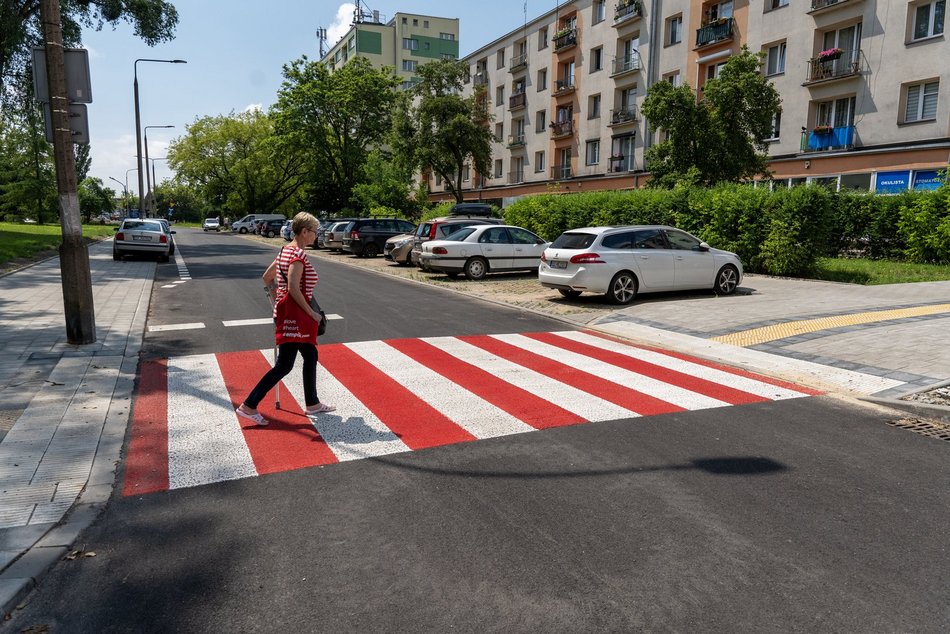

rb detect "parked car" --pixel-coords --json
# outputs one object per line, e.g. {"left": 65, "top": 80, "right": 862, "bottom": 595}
{"left": 202, "top": 217, "right": 220, "bottom": 232}
{"left": 342, "top": 218, "right": 416, "bottom": 258}
{"left": 419, "top": 224, "right": 549, "bottom": 280}
{"left": 253, "top": 219, "right": 270, "bottom": 235}
{"left": 280, "top": 220, "right": 293, "bottom": 241}
{"left": 314, "top": 218, "right": 356, "bottom": 249}
{"left": 323, "top": 221, "right": 352, "bottom": 252}
{"left": 411, "top": 204, "right": 503, "bottom": 268}
{"left": 113, "top": 218, "right": 173, "bottom": 262}
{"left": 384, "top": 233, "right": 415, "bottom": 265}
{"left": 538, "top": 225, "right": 743, "bottom": 305}
{"left": 158, "top": 218, "right": 176, "bottom": 256}
{"left": 261, "top": 219, "right": 285, "bottom": 238}
{"left": 231, "top": 214, "right": 285, "bottom": 234}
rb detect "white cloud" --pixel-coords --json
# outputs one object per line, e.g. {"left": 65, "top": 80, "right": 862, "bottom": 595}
{"left": 243, "top": 103, "right": 263, "bottom": 113}
{"left": 327, "top": 4, "right": 356, "bottom": 45}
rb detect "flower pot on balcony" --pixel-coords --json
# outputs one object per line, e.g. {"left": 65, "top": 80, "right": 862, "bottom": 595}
{"left": 818, "top": 48, "right": 843, "bottom": 62}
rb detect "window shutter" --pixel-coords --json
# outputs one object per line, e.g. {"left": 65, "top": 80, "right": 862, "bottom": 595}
{"left": 906, "top": 84, "right": 921, "bottom": 121}
{"left": 922, "top": 81, "right": 939, "bottom": 119}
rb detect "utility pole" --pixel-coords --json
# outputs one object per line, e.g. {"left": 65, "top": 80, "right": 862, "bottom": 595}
{"left": 39, "top": 0, "right": 96, "bottom": 344}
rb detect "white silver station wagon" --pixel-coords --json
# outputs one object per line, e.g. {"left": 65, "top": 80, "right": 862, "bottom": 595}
{"left": 538, "top": 225, "right": 743, "bottom": 304}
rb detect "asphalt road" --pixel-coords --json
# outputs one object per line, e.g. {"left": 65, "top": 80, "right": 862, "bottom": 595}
{"left": 3, "top": 229, "right": 948, "bottom": 633}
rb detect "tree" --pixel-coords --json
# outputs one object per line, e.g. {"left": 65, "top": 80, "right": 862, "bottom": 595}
{"left": 273, "top": 55, "right": 401, "bottom": 213}
{"left": 641, "top": 47, "right": 781, "bottom": 188}
{"left": 77, "top": 176, "right": 114, "bottom": 221}
{"left": 0, "top": 106, "right": 56, "bottom": 222}
{"left": 167, "top": 110, "right": 307, "bottom": 216}
{"left": 350, "top": 150, "right": 420, "bottom": 220}
{"left": 392, "top": 59, "right": 494, "bottom": 203}
{"left": 152, "top": 180, "right": 205, "bottom": 222}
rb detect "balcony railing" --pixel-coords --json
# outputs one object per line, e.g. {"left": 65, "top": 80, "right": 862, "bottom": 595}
{"left": 809, "top": 0, "right": 860, "bottom": 12}
{"left": 611, "top": 52, "right": 641, "bottom": 76}
{"left": 805, "top": 49, "right": 862, "bottom": 83}
{"left": 551, "top": 164, "right": 573, "bottom": 179}
{"left": 509, "top": 91, "right": 527, "bottom": 110}
{"left": 696, "top": 17, "right": 734, "bottom": 48}
{"left": 800, "top": 125, "right": 855, "bottom": 152}
{"left": 554, "top": 75, "right": 576, "bottom": 95}
{"left": 609, "top": 107, "right": 638, "bottom": 126}
{"left": 473, "top": 73, "right": 489, "bottom": 86}
{"left": 508, "top": 170, "right": 525, "bottom": 184}
{"left": 507, "top": 134, "right": 526, "bottom": 148}
{"left": 608, "top": 154, "right": 635, "bottom": 172}
{"left": 553, "top": 29, "right": 577, "bottom": 51}
{"left": 550, "top": 119, "right": 574, "bottom": 137}
{"left": 509, "top": 53, "right": 528, "bottom": 73}
{"left": 614, "top": 0, "right": 643, "bottom": 25}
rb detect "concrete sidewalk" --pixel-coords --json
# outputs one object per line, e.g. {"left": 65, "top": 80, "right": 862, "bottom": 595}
{"left": 0, "top": 240, "right": 152, "bottom": 616}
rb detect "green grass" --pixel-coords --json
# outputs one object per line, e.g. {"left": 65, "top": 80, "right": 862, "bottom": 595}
{"left": 0, "top": 222, "right": 116, "bottom": 266}
{"left": 813, "top": 257, "right": 950, "bottom": 285}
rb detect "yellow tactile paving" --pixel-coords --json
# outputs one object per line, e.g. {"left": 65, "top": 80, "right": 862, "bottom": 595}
{"left": 712, "top": 304, "right": 950, "bottom": 347}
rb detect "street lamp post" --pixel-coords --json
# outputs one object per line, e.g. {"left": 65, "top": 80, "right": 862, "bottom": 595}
{"left": 148, "top": 157, "right": 168, "bottom": 192}
{"left": 108, "top": 176, "right": 128, "bottom": 215}
{"left": 134, "top": 58, "right": 186, "bottom": 217}
{"left": 144, "top": 125, "right": 174, "bottom": 217}
{"left": 124, "top": 167, "right": 137, "bottom": 213}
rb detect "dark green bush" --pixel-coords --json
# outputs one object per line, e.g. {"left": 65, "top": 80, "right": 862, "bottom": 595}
{"left": 898, "top": 186, "right": 950, "bottom": 264}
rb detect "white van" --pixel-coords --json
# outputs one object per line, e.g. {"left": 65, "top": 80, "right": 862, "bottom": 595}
{"left": 231, "top": 214, "right": 286, "bottom": 234}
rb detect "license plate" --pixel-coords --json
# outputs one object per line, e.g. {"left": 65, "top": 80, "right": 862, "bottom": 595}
{"left": 132, "top": 235, "right": 150, "bottom": 241}
{"left": 549, "top": 260, "right": 567, "bottom": 269}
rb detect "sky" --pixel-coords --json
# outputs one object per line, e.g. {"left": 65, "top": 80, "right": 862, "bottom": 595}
{"left": 79, "top": 0, "right": 540, "bottom": 195}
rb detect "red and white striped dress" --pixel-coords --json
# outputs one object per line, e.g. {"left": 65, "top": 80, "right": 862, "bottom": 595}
{"left": 273, "top": 244, "right": 318, "bottom": 320}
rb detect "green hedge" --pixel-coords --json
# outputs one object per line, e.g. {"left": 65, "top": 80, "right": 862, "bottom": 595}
{"left": 500, "top": 183, "right": 950, "bottom": 276}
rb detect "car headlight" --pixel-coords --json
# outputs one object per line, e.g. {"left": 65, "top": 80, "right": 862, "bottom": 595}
{"left": 394, "top": 238, "right": 410, "bottom": 248}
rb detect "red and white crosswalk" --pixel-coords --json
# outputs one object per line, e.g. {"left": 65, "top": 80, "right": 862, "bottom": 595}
{"left": 123, "top": 330, "right": 819, "bottom": 495}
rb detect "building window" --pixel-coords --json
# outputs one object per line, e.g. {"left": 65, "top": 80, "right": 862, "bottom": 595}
{"left": 495, "top": 122, "right": 504, "bottom": 139}
{"left": 708, "top": 1, "right": 734, "bottom": 21}
{"left": 402, "top": 17, "right": 407, "bottom": 24}
{"left": 497, "top": 49, "right": 506, "bottom": 69}
{"left": 589, "top": 94, "right": 602, "bottom": 119}
{"left": 440, "top": 32, "right": 456, "bottom": 40}
{"left": 463, "top": 165, "right": 470, "bottom": 181}
{"left": 766, "top": 42, "right": 786, "bottom": 76}
{"left": 766, "top": 110, "right": 781, "bottom": 140}
{"left": 904, "top": 80, "right": 939, "bottom": 122}
{"left": 591, "top": 47, "right": 603, "bottom": 72}
{"left": 586, "top": 140, "right": 601, "bottom": 165}
{"left": 435, "top": 173, "right": 442, "bottom": 186}
{"left": 769, "top": 0, "right": 789, "bottom": 10}
{"left": 539, "top": 27, "right": 548, "bottom": 49}
{"left": 706, "top": 61, "right": 728, "bottom": 81}
{"left": 496, "top": 86, "right": 505, "bottom": 106}
{"left": 536, "top": 110, "right": 546, "bottom": 132}
{"left": 424, "top": 20, "right": 429, "bottom": 28}
{"left": 348, "top": 37, "right": 355, "bottom": 50}
{"left": 494, "top": 159, "right": 504, "bottom": 178}
{"left": 535, "top": 151, "right": 546, "bottom": 172}
{"left": 667, "top": 16, "right": 683, "bottom": 45}
{"left": 402, "top": 60, "right": 417, "bottom": 72}
{"left": 413, "top": 18, "right": 418, "bottom": 26}
{"left": 912, "top": 0, "right": 946, "bottom": 40}
{"left": 593, "top": 0, "right": 606, "bottom": 23}
{"left": 402, "top": 38, "right": 418, "bottom": 50}
{"left": 538, "top": 68, "right": 547, "bottom": 91}
{"left": 664, "top": 71, "right": 682, "bottom": 86}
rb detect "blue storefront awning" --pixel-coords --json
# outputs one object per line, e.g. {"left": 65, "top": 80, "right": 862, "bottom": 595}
{"left": 875, "top": 170, "right": 910, "bottom": 194}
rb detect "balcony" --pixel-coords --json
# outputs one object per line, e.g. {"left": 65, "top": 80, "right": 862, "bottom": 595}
{"left": 696, "top": 17, "right": 734, "bottom": 48}
{"left": 508, "top": 169, "right": 525, "bottom": 184}
{"left": 554, "top": 75, "right": 576, "bottom": 96}
{"left": 550, "top": 119, "right": 574, "bottom": 138}
{"left": 800, "top": 125, "right": 855, "bottom": 152}
{"left": 803, "top": 49, "right": 862, "bottom": 84}
{"left": 609, "top": 107, "right": 638, "bottom": 126}
{"left": 473, "top": 72, "right": 489, "bottom": 87}
{"left": 608, "top": 155, "right": 634, "bottom": 172}
{"left": 507, "top": 134, "right": 526, "bottom": 149}
{"left": 509, "top": 91, "right": 527, "bottom": 110}
{"left": 509, "top": 53, "right": 528, "bottom": 73}
{"left": 551, "top": 164, "right": 573, "bottom": 179}
{"left": 809, "top": 0, "right": 862, "bottom": 14}
{"left": 614, "top": 0, "right": 643, "bottom": 26}
{"left": 610, "top": 52, "right": 641, "bottom": 77}
{"left": 553, "top": 28, "right": 577, "bottom": 51}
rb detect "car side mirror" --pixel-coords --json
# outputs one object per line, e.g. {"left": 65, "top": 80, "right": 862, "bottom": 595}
{"left": 698, "top": 242, "right": 710, "bottom": 251}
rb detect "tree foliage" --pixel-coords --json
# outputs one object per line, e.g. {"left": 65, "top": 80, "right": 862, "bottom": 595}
{"left": 391, "top": 59, "right": 494, "bottom": 203}
{"left": 77, "top": 176, "right": 114, "bottom": 221}
{"left": 167, "top": 109, "right": 307, "bottom": 215}
{"left": 350, "top": 150, "right": 420, "bottom": 220}
{"left": 273, "top": 55, "right": 400, "bottom": 213}
{"left": 641, "top": 47, "right": 781, "bottom": 188}
{"left": 0, "top": 105, "right": 56, "bottom": 222}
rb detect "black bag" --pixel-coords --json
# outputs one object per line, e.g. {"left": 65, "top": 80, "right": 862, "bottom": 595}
{"left": 310, "top": 296, "right": 328, "bottom": 336}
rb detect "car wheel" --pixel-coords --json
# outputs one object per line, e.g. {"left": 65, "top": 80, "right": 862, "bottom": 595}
{"left": 464, "top": 257, "right": 488, "bottom": 281}
{"left": 714, "top": 264, "right": 739, "bottom": 295}
{"left": 558, "top": 289, "right": 582, "bottom": 299}
{"left": 606, "top": 271, "right": 637, "bottom": 305}
{"left": 362, "top": 243, "right": 380, "bottom": 258}
{"left": 239, "top": 227, "right": 248, "bottom": 234}
{"left": 113, "top": 249, "right": 121, "bottom": 261}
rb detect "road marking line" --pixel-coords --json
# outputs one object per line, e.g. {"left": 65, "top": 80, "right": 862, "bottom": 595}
{"left": 712, "top": 304, "right": 950, "bottom": 347}
{"left": 148, "top": 323, "right": 205, "bottom": 332}
{"left": 223, "top": 318, "right": 273, "bottom": 327}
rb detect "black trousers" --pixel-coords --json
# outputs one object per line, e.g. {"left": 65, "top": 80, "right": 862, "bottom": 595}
{"left": 244, "top": 343, "right": 319, "bottom": 408}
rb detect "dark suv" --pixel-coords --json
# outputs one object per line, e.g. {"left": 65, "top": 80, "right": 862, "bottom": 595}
{"left": 411, "top": 203, "right": 503, "bottom": 268}
{"left": 341, "top": 218, "right": 417, "bottom": 257}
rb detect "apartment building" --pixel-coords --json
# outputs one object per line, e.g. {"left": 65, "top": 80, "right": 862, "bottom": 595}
{"left": 428, "top": 0, "right": 949, "bottom": 202}
{"left": 322, "top": 10, "right": 459, "bottom": 89}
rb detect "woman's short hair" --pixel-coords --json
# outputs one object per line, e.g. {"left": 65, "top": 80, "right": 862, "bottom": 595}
{"left": 291, "top": 212, "right": 318, "bottom": 236}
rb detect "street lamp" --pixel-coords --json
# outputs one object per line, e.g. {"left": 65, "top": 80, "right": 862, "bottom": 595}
{"left": 134, "top": 58, "right": 186, "bottom": 216}
{"left": 147, "top": 156, "right": 168, "bottom": 191}
{"left": 144, "top": 125, "right": 174, "bottom": 216}
{"left": 108, "top": 176, "right": 128, "bottom": 214}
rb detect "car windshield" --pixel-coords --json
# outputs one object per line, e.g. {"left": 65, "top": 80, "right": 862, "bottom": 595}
{"left": 551, "top": 232, "right": 597, "bottom": 249}
{"left": 444, "top": 227, "right": 476, "bottom": 242}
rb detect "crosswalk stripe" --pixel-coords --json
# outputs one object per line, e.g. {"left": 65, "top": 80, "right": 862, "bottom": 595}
{"left": 166, "top": 354, "right": 257, "bottom": 489}
{"left": 123, "top": 331, "right": 819, "bottom": 495}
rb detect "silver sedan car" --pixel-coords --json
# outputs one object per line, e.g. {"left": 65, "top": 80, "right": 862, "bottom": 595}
{"left": 539, "top": 225, "right": 743, "bottom": 304}
{"left": 113, "top": 219, "right": 173, "bottom": 262}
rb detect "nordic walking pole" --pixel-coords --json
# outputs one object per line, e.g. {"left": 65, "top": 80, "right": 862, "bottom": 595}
{"left": 265, "top": 283, "right": 280, "bottom": 409}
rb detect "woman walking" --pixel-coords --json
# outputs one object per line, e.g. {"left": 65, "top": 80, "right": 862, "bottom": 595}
{"left": 236, "top": 212, "right": 335, "bottom": 425}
